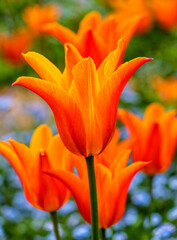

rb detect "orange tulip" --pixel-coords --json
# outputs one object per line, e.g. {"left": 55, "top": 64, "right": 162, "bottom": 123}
{"left": 152, "top": 0, "right": 177, "bottom": 30}
{"left": 43, "top": 11, "right": 143, "bottom": 67}
{"left": 45, "top": 129, "right": 148, "bottom": 228}
{"left": 13, "top": 40, "right": 152, "bottom": 157}
{"left": 106, "top": 0, "right": 153, "bottom": 34}
{"left": 22, "top": 4, "right": 61, "bottom": 36}
{"left": 118, "top": 103, "right": 177, "bottom": 175}
{"left": 0, "top": 124, "right": 73, "bottom": 212}
{"left": 153, "top": 76, "right": 177, "bottom": 102}
{"left": 0, "top": 28, "right": 32, "bottom": 65}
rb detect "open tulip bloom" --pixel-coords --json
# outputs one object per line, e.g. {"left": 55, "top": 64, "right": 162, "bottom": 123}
{"left": 13, "top": 40, "right": 152, "bottom": 157}
{"left": 43, "top": 11, "right": 143, "bottom": 67}
{"left": 118, "top": 103, "right": 177, "bottom": 175}
{"left": 13, "top": 38, "right": 151, "bottom": 239}
{"left": 45, "top": 129, "right": 149, "bottom": 230}
{"left": 118, "top": 103, "right": 177, "bottom": 234}
{"left": 0, "top": 124, "right": 74, "bottom": 239}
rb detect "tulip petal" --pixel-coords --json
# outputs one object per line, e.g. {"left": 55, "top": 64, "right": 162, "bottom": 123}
{"left": 106, "top": 161, "right": 149, "bottom": 228}
{"left": 144, "top": 102, "right": 164, "bottom": 122}
{"left": 30, "top": 124, "right": 53, "bottom": 156}
{"left": 30, "top": 153, "right": 70, "bottom": 212}
{"left": 13, "top": 77, "right": 86, "bottom": 155}
{"left": 80, "top": 29, "right": 105, "bottom": 68}
{"left": 22, "top": 51, "right": 62, "bottom": 85}
{"left": 142, "top": 123, "right": 163, "bottom": 174}
{"left": 110, "top": 149, "right": 131, "bottom": 176}
{"left": 0, "top": 141, "right": 26, "bottom": 181}
{"left": 45, "top": 169, "right": 91, "bottom": 223}
{"left": 47, "top": 134, "right": 74, "bottom": 172}
{"left": 97, "top": 39, "right": 124, "bottom": 85}
{"left": 78, "top": 11, "right": 101, "bottom": 34}
{"left": 69, "top": 58, "right": 102, "bottom": 156}
{"left": 9, "top": 139, "right": 35, "bottom": 176}
{"left": 118, "top": 108, "right": 143, "bottom": 137}
{"left": 43, "top": 22, "right": 77, "bottom": 45}
{"left": 63, "top": 43, "right": 83, "bottom": 89}
{"left": 114, "top": 14, "right": 143, "bottom": 53}
{"left": 96, "top": 57, "right": 152, "bottom": 152}
{"left": 160, "top": 111, "right": 177, "bottom": 169}
{"left": 0, "top": 140, "right": 32, "bottom": 204}
{"left": 95, "top": 164, "right": 112, "bottom": 228}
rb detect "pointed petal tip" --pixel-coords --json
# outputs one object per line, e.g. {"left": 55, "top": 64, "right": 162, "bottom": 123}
{"left": 146, "top": 57, "right": 154, "bottom": 61}
{"left": 139, "top": 161, "right": 151, "bottom": 168}
{"left": 11, "top": 77, "right": 22, "bottom": 86}
{"left": 8, "top": 138, "right": 16, "bottom": 145}
{"left": 22, "top": 51, "right": 33, "bottom": 57}
{"left": 11, "top": 81, "right": 18, "bottom": 86}
{"left": 64, "top": 42, "right": 76, "bottom": 52}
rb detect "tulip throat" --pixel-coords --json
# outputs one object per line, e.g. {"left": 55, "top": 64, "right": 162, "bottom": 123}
{"left": 40, "top": 148, "right": 46, "bottom": 157}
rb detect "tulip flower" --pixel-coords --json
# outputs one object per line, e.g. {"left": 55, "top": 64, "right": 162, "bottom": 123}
{"left": 106, "top": 0, "right": 153, "bottom": 34}
{"left": 0, "top": 28, "right": 32, "bottom": 65}
{"left": 151, "top": 0, "right": 177, "bottom": 31}
{"left": 22, "top": 4, "right": 61, "bottom": 36}
{"left": 118, "top": 103, "right": 177, "bottom": 175}
{"left": 13, "top": 40, "right": 152, "bottom": 157}
{"left": 43, "top": 11, "right": 143, "bottom": 67}
{"left": 153, "top": 76, "right": 177, "bottom": 102}
{"left": 45, "top": 129, "right": 149, "bottom": 229}
{"left": 0, "top": 124, "right": 73, "bottom": 212}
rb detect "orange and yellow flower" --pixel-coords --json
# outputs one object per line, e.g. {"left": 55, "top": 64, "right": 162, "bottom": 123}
{"left": 0, "top": 28, "right": 32, "bottom": 65}
{"left": 46, "top": 129, "right": 148, "bottom": 228}
{"left": 43, "top": 11, "right": 142, "bottom": 67}
{"left": 22, "top": 4, "right": 61, "bottom": 36}
{"left": 13, "top": 40, "right": 152, "bottom": 157}
{"left": 106, "top": 0, "right": 153, "bottom": 34}
{"left": 0, "top": 124, "right": 73, "bottom": 212}
{"left": 118, "top": 103, "right": 177, "bottom": 175}
{"left": 151, "top": 0, "right": 177, "bottom": 31}
{"left": 153, "top": 76, "right": 177, "bottom": 102}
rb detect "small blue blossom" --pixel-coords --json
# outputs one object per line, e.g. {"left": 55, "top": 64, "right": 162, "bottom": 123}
{"left": 72, "top": 224, "right": 91, "bottom": 239}
{"left": 106, "top": 228, "right": 113, "bottom": 238}
{"left": 169, "top": 176, "right": 177, "bottom": 191}
{"left": 1, "top": 206, "right": 21, "bottom": 222}
{"left": 167, "top": 207, "right": 177, "bottom": 221}
{"left": 67, "top": 212, "right": 81, "bottom": 227}
{"left": 153, "top": 223, "right": 176, "bottom": 239}
{"left": 129, "top": 172, "right": 146, "bottom": 192}
{"left": 131, "top": 190, "right": 150, "bottom": 206}
{"left": 113, "top": 232, "right": 128, "bottom": 240}
{"left": 123, "top": 208, "right": 138, "bottom": 226}
{"left": 59, "top": 200, "right": 77, "bottom": 215}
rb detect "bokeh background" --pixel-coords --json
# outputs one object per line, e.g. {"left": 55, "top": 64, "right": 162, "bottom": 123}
{"left": 0, "top": 0, "right": 177, "bottom": 239}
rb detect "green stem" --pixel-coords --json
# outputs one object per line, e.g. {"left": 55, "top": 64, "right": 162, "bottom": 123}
{"left": 85, "top": 156, "right": 99, "bottom": 240}
{"left": 50, "top": 211, "right": 60, "bottom": 240}
{"left": 148, "top": 175, "right": 153, "bottom": 238}
{"left": 101, "top": 228, "right": 106, "bottom": 240}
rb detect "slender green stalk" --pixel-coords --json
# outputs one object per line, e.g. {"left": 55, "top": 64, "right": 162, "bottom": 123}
{"left": 85, "top": 156, "right": 99, "bottom": 240}
{"left": 50, "top": 211, "right": 60, "bottom": 240}
{"left": 148, "top": 175, "right": 153, "bottom": 238}
{"left": 101, "top": 228, "right": 106, "bottom": 240}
